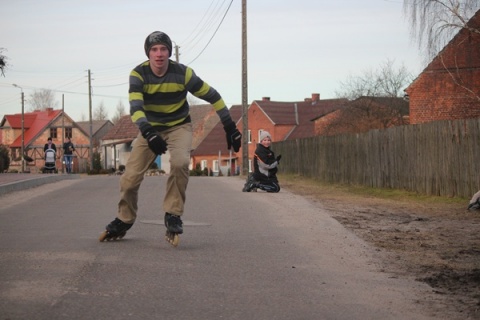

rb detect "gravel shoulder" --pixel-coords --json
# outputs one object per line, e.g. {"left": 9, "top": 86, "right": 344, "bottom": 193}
{"left": 280, "top": 175, "right": 480, "bottom": 319}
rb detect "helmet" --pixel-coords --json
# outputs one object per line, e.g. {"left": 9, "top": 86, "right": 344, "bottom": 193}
{"left": 144, "top": 31, "right": 172, "bottom": 57}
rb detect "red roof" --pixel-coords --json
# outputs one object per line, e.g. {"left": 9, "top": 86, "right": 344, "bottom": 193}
{"left": 102, "top": 115, "right": 138, "bottom": 140}
{"left": 192, "top": 105, "right": 243, "bottom": 156}
{"left": 253, "top": 98, "right": 348, "bottom": 140}
{"left": 4, "top": 109, "right": 62, "bottom": 148}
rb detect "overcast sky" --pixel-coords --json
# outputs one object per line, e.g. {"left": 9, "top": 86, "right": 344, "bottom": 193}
{"left": 1, "top": 0, "right": 424, "bottom": 122}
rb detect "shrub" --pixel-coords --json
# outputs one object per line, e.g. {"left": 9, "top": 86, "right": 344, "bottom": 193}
{"left": 189, "top": 163, "right": 204, "bottom": 176}
{"left": 0, "top": 144, "right": 10, "bottom": 173}
{"left": 92, "top": 151, "right": 102, "bottom": 172}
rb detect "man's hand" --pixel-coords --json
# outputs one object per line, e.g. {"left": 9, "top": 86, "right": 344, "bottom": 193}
{"left": 140, "top": 123, "right": 168, "bottom": 155}
{"left": 224, "top": 121, "right": 242, "bottom": 152}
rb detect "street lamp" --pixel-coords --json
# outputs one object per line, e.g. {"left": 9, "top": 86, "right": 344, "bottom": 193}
{"left": 12, "top": 84, "right": 25, "bottom": 173}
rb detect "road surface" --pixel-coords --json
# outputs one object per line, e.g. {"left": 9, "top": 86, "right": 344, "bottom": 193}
{"left": 0, "top": 176, "right": 437, "bottom": 319}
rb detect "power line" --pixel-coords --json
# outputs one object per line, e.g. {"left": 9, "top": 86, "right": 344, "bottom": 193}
{"left": 185, "top": 0, "right": 234, "bottom": 65}
{"left": 182, "top": 0, "right": 227, "bottom": 55}
{"left": 180, "top": 0, "right": 218, "bottom": 45}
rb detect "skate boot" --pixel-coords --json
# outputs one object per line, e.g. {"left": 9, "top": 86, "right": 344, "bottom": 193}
{"left": 242, "top": 175, "right": 258, "bottom": 192}
{"left": 99, "top": 218, "right": 133, "bottom": 242}
{"left": 164, "top": 213, "right": 183, "bottom": 247}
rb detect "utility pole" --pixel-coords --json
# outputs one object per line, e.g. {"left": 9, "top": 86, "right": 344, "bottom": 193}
{"left": 174, "top": 43, "right": 180, "bottom": 62}
{"left": 12, "top": 84, "right": 25, "bottom": 173}
{"left": 88, "top": 69, "right": 93, "bottom": 171}
{"left": 62, "top": 94, "right": 65, "bottom": 174}
{"left": 241, "top": 0, "right": 249, "bottom": 176}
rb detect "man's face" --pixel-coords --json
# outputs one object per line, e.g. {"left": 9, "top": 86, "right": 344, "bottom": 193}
{"left": 149, "top": 44, "right": 169, "bottom": 72}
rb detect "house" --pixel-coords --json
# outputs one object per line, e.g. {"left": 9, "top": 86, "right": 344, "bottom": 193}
{"left": 100, "top": 115, "right": 138, "bottom": 171}
{"left": 191, "top": 105, "right": 243, "bottom": 176}
{"left": 313, "top": 96, "right": 409, "bottom": 136}
{"left": 405, "top": 9, "right": 480, "bottom": 124}
{"left": 0, "top": 108, "right": 91, "bottom": 173}
{"left": 100, "top": 104, "right": 219, "bottom": 173}
{"left": 191, "top": 94, "right": 347, "bottom": 174}
{"left": 76, "top": 120, "right": 114, "bottom": 149}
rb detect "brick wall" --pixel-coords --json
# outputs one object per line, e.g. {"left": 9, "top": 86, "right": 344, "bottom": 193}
{"left": 406, "top": 12, "right": 480, "bottom": 124}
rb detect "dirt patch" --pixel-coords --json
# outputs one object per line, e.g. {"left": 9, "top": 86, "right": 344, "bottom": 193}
{"left": 281, "top": 177, "right": 480, "bottom": 319}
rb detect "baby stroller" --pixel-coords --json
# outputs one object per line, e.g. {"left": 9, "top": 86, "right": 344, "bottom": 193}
{"left": 43, "top": 148, "right": 58, "bottom": 173}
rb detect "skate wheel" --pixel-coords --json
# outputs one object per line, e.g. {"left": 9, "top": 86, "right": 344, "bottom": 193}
{"left": 165, "top": 231, "right": 180, "bottom": 247}
{"left": 99, "top": 231, "right": 108, "bottom": 242}
{"left": 99, "top": 230, "right": 127, "bottom": 242}
{"left": 171, "top": 234, "right": 180, "bottom": 247}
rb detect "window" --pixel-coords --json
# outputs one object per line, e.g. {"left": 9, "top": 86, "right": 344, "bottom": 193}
{"left": 201, "top": 160, "right": 207, "bottom": 170}
{"left": 248, "top": 159, "right": 252, "bottom": 173}
{"left": 248, "top": 130, "right": 252, "bottom": 143}
{"left": 258, "top": 129, "right": 265, "bottom": 142}
{"left": 213, "top": 160, "right": 219, "bottom": 172}
{"left": 49, "top": 128, "right": 58, "bottom": 139}
{"left": 64, "top": 127, "right": 73, "bottom": 139}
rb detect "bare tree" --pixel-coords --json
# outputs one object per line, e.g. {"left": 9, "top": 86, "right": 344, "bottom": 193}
{"left": 93, "top": 101, "right": 109, "bottom": 120}
{"left": 403, "top": 0, "right": 480, "bottom": 60}
{"left": 0, "top": 48, "right": 8, "bottom": 77}
{"left": 326, "top": 60, "right": 412, "bottom": 135}
{"left": 336, "top": 59, "right": 412, "bottom": 99}
{"left": 28, "top": 89, "right": 59, "bottom": 111}
{"left": 111, "top": 100, "right": 127, "bottom": 124}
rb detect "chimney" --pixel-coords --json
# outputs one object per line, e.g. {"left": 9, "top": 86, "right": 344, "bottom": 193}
{"left": 312, "top": 93, "right": 320, "bottom": 102}
{"left": 46, "top": 107, "right": 53, "bottom": 114}
{"left": 262, "top": 97, "right": 270, "bottom": 101}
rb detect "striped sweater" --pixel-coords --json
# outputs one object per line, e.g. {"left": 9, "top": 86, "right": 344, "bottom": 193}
{"left": 129, "top": 60, "right": 232, "bottom": 130}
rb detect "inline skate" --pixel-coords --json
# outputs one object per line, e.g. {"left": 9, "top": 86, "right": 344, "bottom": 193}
{"left": 99, "top": 218, "right": 133, "bottom": 242}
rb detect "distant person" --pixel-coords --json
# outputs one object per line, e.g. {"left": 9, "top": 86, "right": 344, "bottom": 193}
{"left": 243, "top": 131, "right": 281, "bottom": 193}
{"left": 43, "top": 137, "right": 56, "bottom": 153}
{"left": 99, "top": 30, "right": 241, "bottom": 246}
{"left": 63, "top": 137, "right": 75, "bottom": 173}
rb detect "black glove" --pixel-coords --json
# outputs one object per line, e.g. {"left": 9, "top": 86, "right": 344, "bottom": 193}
{"left": 276, "top": 155, "right": 282, "bottom": 163}
{"left": 140, "top": 123, "right": 168, "bottom": 155}
{"left": 223, "top": 121, "right": 242, "bottom": 152}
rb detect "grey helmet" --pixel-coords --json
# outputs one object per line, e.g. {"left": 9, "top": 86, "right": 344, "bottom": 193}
{"left": 144, "top": 31, "right": 172, "bottom": 57}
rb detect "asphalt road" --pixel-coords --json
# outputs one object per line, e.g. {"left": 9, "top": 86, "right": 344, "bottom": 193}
{"left": 0, "top": 176, "right": 437, "bottom": 320}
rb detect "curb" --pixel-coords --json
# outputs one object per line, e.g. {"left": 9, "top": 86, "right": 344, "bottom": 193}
{"left": 0, "top": 174, "right": 80, "bottom": 196}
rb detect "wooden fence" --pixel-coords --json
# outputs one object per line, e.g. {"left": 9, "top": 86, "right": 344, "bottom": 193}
{"left": 273, "top": 118, "right": 480, "bottom": 198}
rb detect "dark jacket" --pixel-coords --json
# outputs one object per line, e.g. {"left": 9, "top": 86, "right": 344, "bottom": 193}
{"left": 63, "top": 141, "right": 75, "bottom": 155}
{"left": 44, "top": 143, "right": 57, "bottom": 153}
{"left": 253, "top": 143, "right": 279, "bottom": 182}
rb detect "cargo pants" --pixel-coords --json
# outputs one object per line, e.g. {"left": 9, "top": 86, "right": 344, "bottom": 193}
{"left": 117, "top": 123, "right": 192, "bottom": 224}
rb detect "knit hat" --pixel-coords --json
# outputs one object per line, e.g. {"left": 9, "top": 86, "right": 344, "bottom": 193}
{"left": 259, "top": 131, "right": 271, "bottom": 142}
{"left": 144, "top": 31, "right": 172, "bottom": 57}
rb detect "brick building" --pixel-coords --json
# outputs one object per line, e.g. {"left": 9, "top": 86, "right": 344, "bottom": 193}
{"left": 192, "top": 94, "right": 346, "bottom": 174}
{"left": 0, "top": 108, "right": 91, "bottom": 173}
{"left": 405, "top": 10, "right": 480, "bottom": 124}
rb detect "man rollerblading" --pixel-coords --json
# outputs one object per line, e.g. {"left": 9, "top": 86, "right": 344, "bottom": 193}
{"left": 99, "top": 218, "right": 133, "bottom": 241}
{"left": 100, "top": 30, "right": 241, "bottom": 248}
{"left": 164, "top": 213, "right": 183, "bottom": 247}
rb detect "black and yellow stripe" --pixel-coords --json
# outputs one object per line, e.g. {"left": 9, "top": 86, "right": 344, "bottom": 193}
{"left": 129, "top": 60, "right": 231, "bottom": 129}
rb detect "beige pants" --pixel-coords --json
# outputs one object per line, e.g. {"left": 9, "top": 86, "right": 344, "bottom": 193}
{"left": 117, "top": 123, "right": 192, "bottom": 224}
